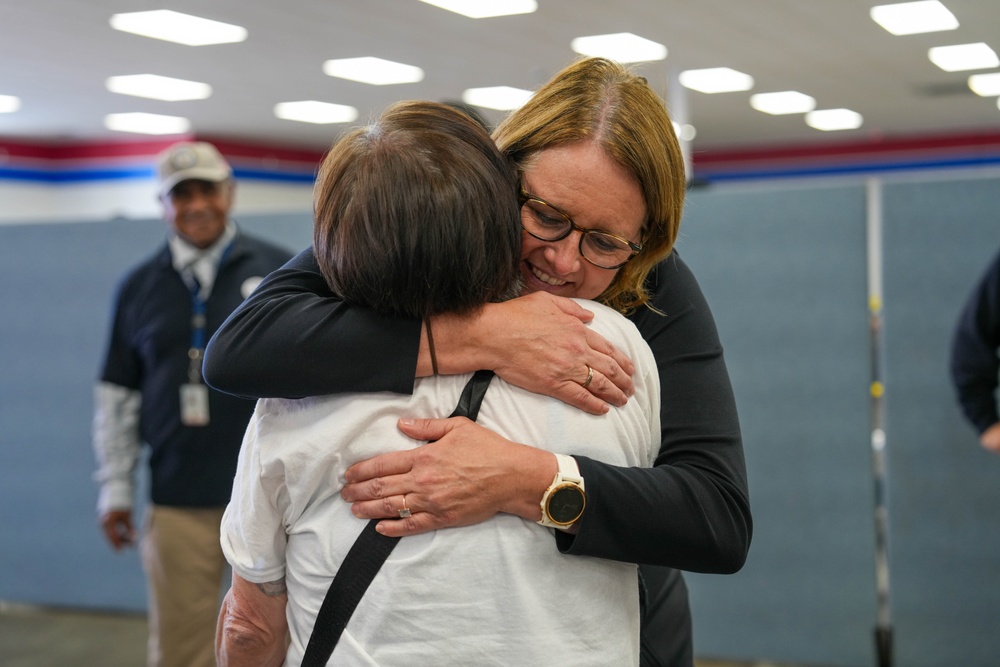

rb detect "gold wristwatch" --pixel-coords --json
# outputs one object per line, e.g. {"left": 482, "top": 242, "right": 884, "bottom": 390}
{"left": 538, "top": 454, "right": 586, "bottom": 529}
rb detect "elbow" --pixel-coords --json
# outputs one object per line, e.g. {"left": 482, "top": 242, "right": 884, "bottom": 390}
{"left": 217, "top": 615, "right": 281, "bottom": 667}
{"left": 698, "top": 529, "right": 751, "bottom": 575}
{"left": 714, "top": 532, "right": 751, "bottom": 574}
{"left": 721, "top": 503, "right": 753, "bottom": 574}
{"left": 202, "top": 338, "right": 244, "bottom": 397}
{"left": 699, "top": 495, "right": 753, "bottom": 575}
{"left": 216, "top": 590, "right": 287, "bottom": 667}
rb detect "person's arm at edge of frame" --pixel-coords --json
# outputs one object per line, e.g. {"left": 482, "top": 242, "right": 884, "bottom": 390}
{"left": 204, "top": 246, "right": 634, "bottom": 412}
{"left": 950, "top": 248, "right": 1000, "bottom": 453}
{"left": 556, "top": 253, "right": 752, "bottom": 573}
{"left": 216, "top": 573, "right": 289, "bottom": 667}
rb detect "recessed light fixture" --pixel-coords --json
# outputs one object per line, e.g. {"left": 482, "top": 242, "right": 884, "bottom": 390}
{"left": 570, "top": 33, "right": 667, "bottom": 63}
{"left": 0, "top": 94, "right": 21, "bottom": 113}
{"left": 461, "top": 86, "right": 533, "bottom": 110}
{"left": 323, "top": 57, "right": 424, "bottom": 85}
{"left": 416, "top": 0, "right": 537, "bottom": 18}
{"left": 928, "top": 43, "right": 999, "bottom": 72}
{"left": 105, "top": 112, "right": 191, "bottom": 135}
{"left": 274, "top": 101, "right": 359, "bottom": 124}
{"left": 109, "top": 10, "right": 247, "bottom": 46}
{"left": 678, "top": 67, "right": 754, "bottom": 94}
{"left": 750, "top": 91, "right": 816, "bottom": 115}
{"left": 805, "top": 108, "right": 863, "bottom": 131}
{"left": 870, "top": 0, "right": 958, "bottom": 35}
{"left": 969, "top": 72, "right": 1000, "bottom": 96}
{"left": 106, "top": 74, "right": 212, "bottom": 101}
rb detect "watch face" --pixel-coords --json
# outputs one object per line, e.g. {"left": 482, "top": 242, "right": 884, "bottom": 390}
{"left": 548, "top": 484, "right": 586, "bottom": 524}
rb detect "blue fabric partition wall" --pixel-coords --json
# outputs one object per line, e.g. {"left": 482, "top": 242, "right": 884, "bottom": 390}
{"left": 1, "top": 176, "right": 999, "bottom": 666}
{"left": 679, "top": 184, "right": 876, "bottom": 666}
{"left": 0, "top": 214, "right": 313, "bottom": 611}
{"left": 680, "top": 176, "right": 1000, "bottom": 667}
{"left": 879, "top": 177, "right": 1000, "bottom": 667}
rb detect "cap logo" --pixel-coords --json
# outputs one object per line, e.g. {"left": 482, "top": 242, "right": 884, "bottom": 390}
{"left": 170, "top": 147, "right": 199, "bottom": 170}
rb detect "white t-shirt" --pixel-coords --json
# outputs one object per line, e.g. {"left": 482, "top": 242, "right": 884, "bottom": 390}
{"left": 221, "top": 300, "right": 660, "bottom": 666}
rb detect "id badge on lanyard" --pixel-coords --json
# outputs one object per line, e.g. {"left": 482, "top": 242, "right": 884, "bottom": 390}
{"left": 180, "top": 381, "right": 210, "bottom": 426}
{"left": 181, "top": 285, "right": 210, "bottom": 427}
{"left": 179, "top": 243, "right": 232, "bottom": 427}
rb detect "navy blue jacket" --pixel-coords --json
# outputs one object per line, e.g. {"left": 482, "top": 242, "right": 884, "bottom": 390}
{"left": 100, "top": 232, "right": 292, "bottom": 507}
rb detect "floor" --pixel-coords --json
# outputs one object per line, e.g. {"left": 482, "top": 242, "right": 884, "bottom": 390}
{"left": 0, "top": 602, "right": 793, "bottom": 667}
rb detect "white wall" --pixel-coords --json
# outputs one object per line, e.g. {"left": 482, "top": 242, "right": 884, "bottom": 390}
{"left": 0, "top": 178, "right": 314, "bottom": 225}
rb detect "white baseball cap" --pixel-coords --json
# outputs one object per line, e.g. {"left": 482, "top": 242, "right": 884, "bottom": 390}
{"left": 156, "top": 141, "right": 232, "bottom": 196}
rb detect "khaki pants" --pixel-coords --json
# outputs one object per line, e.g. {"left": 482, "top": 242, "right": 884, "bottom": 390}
{"left": 140, "top": 505, "right": 228, "bottom": 667}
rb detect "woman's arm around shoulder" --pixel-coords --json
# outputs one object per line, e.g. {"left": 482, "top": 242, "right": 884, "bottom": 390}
{"left": 204, "top": 247, "right": 422, "bottom": 399}
{"left": 204, "top": 247, "right": 636, "bottom": 410}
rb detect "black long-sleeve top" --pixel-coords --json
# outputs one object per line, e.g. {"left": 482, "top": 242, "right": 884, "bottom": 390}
{"left": 951, "top": 247, "right": 1000, "bottom": 434}
{"left": 204, "top": 247, "right": 752, "bottom": 573}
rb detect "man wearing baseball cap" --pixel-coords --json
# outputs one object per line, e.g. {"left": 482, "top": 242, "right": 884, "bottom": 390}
{"left": 92, "top": 141, "right": 293, "bottom": 667}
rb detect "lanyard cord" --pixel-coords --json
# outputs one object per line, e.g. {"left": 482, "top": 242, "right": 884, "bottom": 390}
{"left": 186, "top": 242, "right": 233, "bottom": 383}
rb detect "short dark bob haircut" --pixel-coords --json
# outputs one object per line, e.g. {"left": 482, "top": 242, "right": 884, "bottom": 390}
{"left": 313, "top": 100, "right": 522, "bottom": 319}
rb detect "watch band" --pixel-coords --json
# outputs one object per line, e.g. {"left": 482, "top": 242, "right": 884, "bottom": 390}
{"left": 537, "top": 454, "right": 587, "bottom": 529}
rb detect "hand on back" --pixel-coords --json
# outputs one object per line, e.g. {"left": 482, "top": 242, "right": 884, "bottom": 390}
{"left": 474, "top": 292, "right": 635, "bottom": 415}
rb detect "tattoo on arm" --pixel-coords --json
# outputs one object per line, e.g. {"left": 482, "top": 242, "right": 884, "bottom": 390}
{"left": 255, "top": 579, "right": 287, "bottom": 597}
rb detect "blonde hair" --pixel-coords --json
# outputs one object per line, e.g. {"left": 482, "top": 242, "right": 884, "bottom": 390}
{"left": 493, "top": 57, "right": 686, "bottom": 313}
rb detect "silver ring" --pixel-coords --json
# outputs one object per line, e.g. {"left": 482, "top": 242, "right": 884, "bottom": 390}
{"left": 398, "top": 495, "right": 412, "bottom": 519}
{"left": 582, "top": 365, "right": 594, "bottom": 389}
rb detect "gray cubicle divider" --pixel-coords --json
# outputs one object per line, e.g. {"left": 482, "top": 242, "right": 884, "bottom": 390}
{"left": 679, "top": 183, "right": 875, "bottom": 666}
{"left": 880, "top": 177, "right": 1000, "bottom": 667}
{"left": 680, "top": 176, "right": 1000, "bottom": 667}
{"left": 0, "top": 213, "right": 312, "bottom": 611}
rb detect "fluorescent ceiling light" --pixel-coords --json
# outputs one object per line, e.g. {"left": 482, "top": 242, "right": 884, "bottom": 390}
{"left": 969, "top": 72, "right": 1000, "bottom": 96}
{"left": 461, "top": 86, "right": 533, "bottom": 110}
{"left": 679, "top": 67, "right": 754, "bottom": 94}
{"left": 0, "top": 94, "right": 21, "bottom": 113}
{"left": 274, "top": 101, "right": 358, "bottom": 124}
{"left": 106, "top": 74, "right": 212, "bottom": 101}
{"left": 104, "top": 112, "right": 191, "bottom": 135}
{"left": 323, "top": 57, "right": 424, "bottom": 85}
{"left": 750, "top": 91, "right": 816, "bottom": 115}
{"left": 110, "top": 10, "right": 247, "bottom": 46}
{"left": 805, "top": 108, "right": 863, "bottom": 131}
{"left": 928, "top": 43, "right": 999, "bottom": 72}
{"left": 570, "top": 33, "right": 667, "bottom": 63}
{"left": 870, "top": 1, "right": 958, "bottom": 35}
{"left": 416, "top": 0, "right": 537, "bottom": 18}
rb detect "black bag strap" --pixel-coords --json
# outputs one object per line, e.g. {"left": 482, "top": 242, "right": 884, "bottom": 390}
{"left": 301, "top": 369, "right": 495, "bottom": 667}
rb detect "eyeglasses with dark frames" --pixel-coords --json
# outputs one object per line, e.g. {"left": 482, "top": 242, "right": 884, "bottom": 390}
{"left": 519, "top": 191, "right": 642, "bottom": 270}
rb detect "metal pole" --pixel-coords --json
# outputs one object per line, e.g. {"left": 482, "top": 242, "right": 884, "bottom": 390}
{"left": 866, "top": 177, "right": 893, "bottom": 667}
{"left": 666, "top": 66, "right": 693, "bottom": 183}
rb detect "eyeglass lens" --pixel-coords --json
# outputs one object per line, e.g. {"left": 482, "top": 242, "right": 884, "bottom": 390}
{"left": 521, "top": 198, "right": 634, "bottom": 268}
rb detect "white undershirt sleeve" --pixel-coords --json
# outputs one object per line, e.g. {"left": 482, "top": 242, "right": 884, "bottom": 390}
{"left": 92, "top": 381, "right": 142, "bottom": 514}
